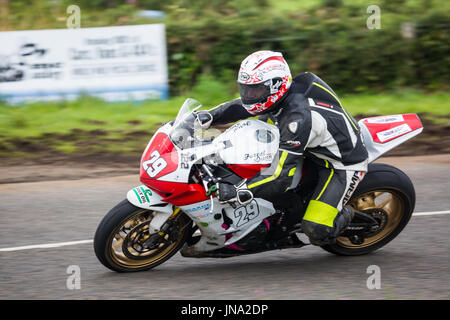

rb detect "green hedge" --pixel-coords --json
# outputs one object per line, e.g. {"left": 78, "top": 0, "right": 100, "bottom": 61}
{"left": 165, "top": 2, "right": 449, "bottom": 96}
{"left": 2, "top": 0, "right": 449, "bottom": 96}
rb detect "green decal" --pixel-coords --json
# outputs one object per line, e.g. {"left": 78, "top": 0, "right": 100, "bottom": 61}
{"left": 140, "top": 187, "right": 151, "bottom": 203}
{"left": 133, "top": 188, "right": 142, "bottom": 204}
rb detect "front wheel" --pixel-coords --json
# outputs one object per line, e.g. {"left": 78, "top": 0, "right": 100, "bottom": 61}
{"left": 94, "top": 199, "right": 192, "bottom": 272}
{"left": 321, "top": 163, "right": 415, "bottom": 256}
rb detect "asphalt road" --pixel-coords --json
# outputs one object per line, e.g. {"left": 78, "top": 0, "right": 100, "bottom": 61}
{"left": 0, "top": 155, "right": 449, "bottom": 300}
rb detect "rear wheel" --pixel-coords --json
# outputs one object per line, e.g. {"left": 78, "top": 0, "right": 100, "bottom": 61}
{"left": 94, "top": 199, "right": 192, "bottom": 272}
{"left": 321, "top": 163, "right": 415, "bottom": 256}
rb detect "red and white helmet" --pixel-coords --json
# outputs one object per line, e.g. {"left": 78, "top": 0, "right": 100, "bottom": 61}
{"left": 237, "top": 51, "right": 292, "bottom": 115}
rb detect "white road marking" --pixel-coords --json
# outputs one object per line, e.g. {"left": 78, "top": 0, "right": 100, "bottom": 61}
{"left": 0, "top": 210, "right": 449, "bottom": 253}
{"left": 0, "top": 239, "right": 93, "bottom": 252}
{"left": 412, "top": 210, "right": 450, "bottom": 216}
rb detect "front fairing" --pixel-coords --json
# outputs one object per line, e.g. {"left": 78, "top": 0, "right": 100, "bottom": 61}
{"left": 139, "top": 122, "right": 178, "bottom": 182}
{"left": 135, "top": 99, "right": 281, "bottom": 254}
{"left": 139, "top": 99, "right": 201, "bottom": 184}
{"left": 139, "top": 99, "right": 226, "bottom": 205}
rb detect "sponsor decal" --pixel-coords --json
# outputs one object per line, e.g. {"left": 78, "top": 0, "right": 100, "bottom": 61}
{"left": 366, "top": 115, "right": 404, "bottom": 124}
{"left": 133, "top": 186, "right": 152, "bottom": 204}
{"left": 343, "top": 171, "right": 364, "bottom": 204}
{"left": 195, "top": 212, "right": 215, "bottom": 220}
{"left": 376, "top": 123, "right": 412, "bottom": 143}
{"left": 285, "top": 140, "right": 301, "bottom": 147}
{"left": 239, "top": 72, "right": 250, "bottom": 82}
{"left": 243, "top": 151, "right": 273, "bottom": 162}
{"left": 184, "top": 203, "right": 211, "bottom": 214}
{"left": 262, "top": 64, "right": 286, "bottom": 73}
{"left": 288, "top": 121, "right": 298, "bottom": 133}
{"left": 180, "top": 152, "right": 195, "bottom": 169}
{"left": 0, "top": 43, "right": 60, "bottom": 83}
{"left": 229, "top": 120, "right": 250, "bottom": 133}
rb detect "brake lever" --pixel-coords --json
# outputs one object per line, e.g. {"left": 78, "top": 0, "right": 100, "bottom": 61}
{"left": 202, "top": 180, "right": 215, "bottom": 213}
{"left": 201, "top": 164, "right": 219, "bottom": 213}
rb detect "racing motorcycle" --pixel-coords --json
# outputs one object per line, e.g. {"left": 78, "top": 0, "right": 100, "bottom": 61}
{"left": 94, "top": 98, "right": 423, "bottom": 272}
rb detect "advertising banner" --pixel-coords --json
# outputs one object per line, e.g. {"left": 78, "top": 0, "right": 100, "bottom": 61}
{"left": 0, "top": 24, "right": 168, "bottom": 103}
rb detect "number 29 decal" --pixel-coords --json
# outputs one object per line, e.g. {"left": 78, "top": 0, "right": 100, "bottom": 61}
{"left": 234, "top": 200, "right": 260, "bottom": 227}
{"left": 142, "top": 150, "right": 168, "bottom": 178}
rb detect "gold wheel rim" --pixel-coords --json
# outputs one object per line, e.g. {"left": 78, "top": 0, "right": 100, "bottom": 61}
{"left": 336, "top": 190, "right": 404, "bottom": 248}
{"left": 107, "top": 209, "right": 186, "bottom": 269}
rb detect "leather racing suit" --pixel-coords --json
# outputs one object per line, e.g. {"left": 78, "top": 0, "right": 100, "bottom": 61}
{"left": 208, "top": 72, "right": 369, "bottom": 245}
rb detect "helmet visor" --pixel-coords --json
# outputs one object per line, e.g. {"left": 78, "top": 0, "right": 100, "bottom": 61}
{"left": 239, "top": 82, "right": 270, "bottom": 105}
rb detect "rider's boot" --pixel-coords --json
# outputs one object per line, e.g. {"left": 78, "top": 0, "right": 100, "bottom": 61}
{"left": 302, "top": 205, "right": 355, "bottom": 246}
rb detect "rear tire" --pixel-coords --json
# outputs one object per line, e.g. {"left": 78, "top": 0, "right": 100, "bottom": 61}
{"left": 321, "top": 163, "right": 415, "bottom": 256}
{"left": 94, "top": 199, "right": 191, "bottom": 272}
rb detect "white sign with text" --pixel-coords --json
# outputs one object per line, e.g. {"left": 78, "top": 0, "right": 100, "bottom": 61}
{"left": 0, "top": 24, "right": 168, "bottom": 103}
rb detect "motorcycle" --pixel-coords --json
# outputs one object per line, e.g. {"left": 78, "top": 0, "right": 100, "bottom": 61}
{"left": 94, "top": 98, "right": 423, "bottom": 272}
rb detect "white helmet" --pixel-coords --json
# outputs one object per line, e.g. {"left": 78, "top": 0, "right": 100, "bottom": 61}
{"left": 237, "top": 50, "right": 292, "bottom": 115}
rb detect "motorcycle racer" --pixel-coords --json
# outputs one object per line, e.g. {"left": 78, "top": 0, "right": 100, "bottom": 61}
{"left": 198, "top": 50, "right": 369, "bottom": 246}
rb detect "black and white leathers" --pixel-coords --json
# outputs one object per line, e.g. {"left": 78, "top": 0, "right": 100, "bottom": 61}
{"left": 209, "top": 72, "right": 368, "bottom": 200}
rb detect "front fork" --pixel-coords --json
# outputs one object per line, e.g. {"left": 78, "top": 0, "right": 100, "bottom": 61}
{"left": 127, "top": 185, "right": 176, "bottom": 233}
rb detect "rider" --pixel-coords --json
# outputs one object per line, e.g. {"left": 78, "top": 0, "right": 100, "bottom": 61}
{"left": 197, "top": 50, "right": 369, "bottom": 246}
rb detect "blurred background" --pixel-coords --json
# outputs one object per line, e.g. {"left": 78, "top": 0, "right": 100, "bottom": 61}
{"left": 0, "top": 0, "right": 448, "bottom": 171}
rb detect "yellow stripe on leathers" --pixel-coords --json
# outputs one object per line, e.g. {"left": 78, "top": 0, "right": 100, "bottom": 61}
{"left": 303, "top": 160, "right": 338, "bottom": 227}
{"left": 248, "top": 151, "right": 288, "bottom": 189}
{"left": 288, "top": 167, "right": 296, "bottom": 176}
{"left": 303, "top": 200, "right": 339, "bottom": 228}
{"left": 315, "top": 160, "right": 334, "bottom": 201}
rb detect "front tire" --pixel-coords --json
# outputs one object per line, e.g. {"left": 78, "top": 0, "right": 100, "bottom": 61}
{"left": 94, "top": 199, "right": 191, "bottom": 272}
{"left": 321, "top": 163, "right": 415, "bottom": 256}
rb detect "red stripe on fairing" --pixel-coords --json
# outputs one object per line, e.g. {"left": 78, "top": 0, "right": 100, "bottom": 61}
{"left": 140, "top": 178, "right": 210, "bottom": 206}
{"left": 226, "top": 164, "right": 270, "bottom": 179}
{"left": 252, "top": 56, "right": 285, "bottom": 70}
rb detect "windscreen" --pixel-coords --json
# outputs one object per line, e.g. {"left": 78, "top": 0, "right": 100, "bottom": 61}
{"left": 169, "top": 98, "right": 202, "bottom": 150}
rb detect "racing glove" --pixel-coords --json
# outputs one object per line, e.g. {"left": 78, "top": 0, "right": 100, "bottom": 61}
{"left": 217, "top": 181, "right": 253, "bottom": 204}
{"left": 217, "top": 183, "right": 237, "bottom": 202}
{"left": 195, "top": 111, "right": 213, "bottom": 129}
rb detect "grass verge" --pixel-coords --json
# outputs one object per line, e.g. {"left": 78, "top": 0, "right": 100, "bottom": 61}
{"left": 0, "top": 83, "right": 448, "bottom": 165}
